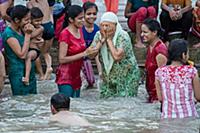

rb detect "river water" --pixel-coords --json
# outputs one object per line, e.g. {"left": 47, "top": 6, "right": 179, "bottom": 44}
{"left": 0, "top": 75, "right": 199, "bottom": 133}
{"left": 0, "top": 0, "right": 199, "bottom": 132}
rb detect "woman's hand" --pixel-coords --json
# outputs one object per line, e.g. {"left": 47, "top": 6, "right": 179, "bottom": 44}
{"left": 85, "top": 46, "right": 99, "bottom": 59}
{"left": 169, "top": 9, "right": 177, "bottom": 21}
{"left": 176, "top": 10, "right": 183, "bottom": 20}
{"left": 23, "top": 23, "right": 34, "bottom": 34}
{"left": 100, "top": 24, "right": 106, "bottom": 43}
{"left": 105, "top": 24, "right": 116, "bottom": 41}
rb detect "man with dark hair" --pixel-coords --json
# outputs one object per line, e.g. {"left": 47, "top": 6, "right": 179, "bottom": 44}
{"left": 50, "top": 93, "right": 92, "bottom": 126}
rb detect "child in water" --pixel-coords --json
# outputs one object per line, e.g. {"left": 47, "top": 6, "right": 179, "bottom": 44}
{"left": 22, "top": 7, "right": 44, "bottom": 85}
{"left": 82, "top": 1, "right": 99, "bottom": 88}
{"left": 155, "top": 39, "right": 200, "bottom": 119}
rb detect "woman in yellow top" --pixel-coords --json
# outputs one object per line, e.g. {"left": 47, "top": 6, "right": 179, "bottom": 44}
{"left": 160, "top": 0, "right": 193, "bottom": 42}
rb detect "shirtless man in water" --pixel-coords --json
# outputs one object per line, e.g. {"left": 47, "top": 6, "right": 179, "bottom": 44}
{"left": 49, "top": 93, "right": 92, "bottom": 127}
{"left": 27, "top": 0, "right": 54, "bottom": 80}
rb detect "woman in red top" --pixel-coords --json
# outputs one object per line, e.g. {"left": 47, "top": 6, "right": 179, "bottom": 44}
{"left": 56, "top": 5, "right": 97, "bottom": 97}
{"left": 141, "top": 18, "right": 168, "bottom": 103}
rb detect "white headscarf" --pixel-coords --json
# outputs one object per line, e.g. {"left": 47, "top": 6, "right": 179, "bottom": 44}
{"left": 99, "top": 12, "right": 123, "bottom": 75}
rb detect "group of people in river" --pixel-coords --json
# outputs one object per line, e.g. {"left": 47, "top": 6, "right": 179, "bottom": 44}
{"left": 0, "top": 0, "right": 200, "bottom": 125}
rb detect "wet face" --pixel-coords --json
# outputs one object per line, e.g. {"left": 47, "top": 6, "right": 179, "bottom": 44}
{"left": 84, "top": 7, "right": 97, "bottom": 24}
{"left": 141, "top": 24, "right": 157, "bottom": 43}
{"left": 71, "top": 11, "right": 84, "bottom": 28}
{"left": 19, "top": 12, "right": 31, "bottom": 29}
{"left": 31, "top": 17, "right": 43, "bottom": 28}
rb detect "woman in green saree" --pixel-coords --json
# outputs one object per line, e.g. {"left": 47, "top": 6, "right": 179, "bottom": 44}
{"left": 92, "top": 12, "right": 140, "bottom": 98}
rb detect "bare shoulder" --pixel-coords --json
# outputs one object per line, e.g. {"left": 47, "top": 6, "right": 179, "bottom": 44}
{"left": 49, "top": 112, "right": 92, "bottom": 127}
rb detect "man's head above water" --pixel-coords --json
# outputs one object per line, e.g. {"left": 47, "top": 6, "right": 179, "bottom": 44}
{"left": 50, "top": 93, "right": 70, "bottom": 114}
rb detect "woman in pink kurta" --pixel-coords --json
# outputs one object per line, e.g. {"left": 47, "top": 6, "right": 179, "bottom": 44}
{"left": 56, "top": 5, "right": 97, "bottom": 97}
{"left": 141, "top": 18, "right": 168, "bottom": 103}
{"left": 155, "top": 39, "right": 200, "bottom": 119}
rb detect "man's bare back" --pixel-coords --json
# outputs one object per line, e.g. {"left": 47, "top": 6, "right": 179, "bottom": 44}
{"left": 50, "top": 111, "right": 92, "bottom": 127}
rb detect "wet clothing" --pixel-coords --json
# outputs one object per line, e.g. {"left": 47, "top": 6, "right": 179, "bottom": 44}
{"left": 2, "top": 27, "right": 37, "bottom": 95}
{"left": 28, "top": 48, "right": 40, "bottom": 61}
{"left": 42, "top": 21, "right": 55, "bottom": 40}
{"left": 58, "top": 84, "right": 80, "bottom": 98}
{"left": 155, "top": 65, "right": 199, "bottom": 119}
{"left": 145, "top": 40, "right": 167, "bottom": 102}
{"left": 92, "top": 31, "right": 140, "bottom": 98}
{"left": 56, "top": 28, "right": 86, "bottom": 97}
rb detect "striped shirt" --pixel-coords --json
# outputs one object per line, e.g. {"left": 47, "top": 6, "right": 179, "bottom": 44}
{"left": 155, "top": 65, "right": 199, "bottom": 119}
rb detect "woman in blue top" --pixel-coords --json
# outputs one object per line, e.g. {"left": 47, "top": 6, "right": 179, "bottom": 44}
{"left": 3, "top": 5, "right": 37, "bottom": 95}
{"left": 82, "top": 2, "right": 99, "bottom": 88}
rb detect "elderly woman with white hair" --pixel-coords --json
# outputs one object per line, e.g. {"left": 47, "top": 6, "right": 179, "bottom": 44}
{"left": 92, "top": 12, "right": 140, "bottom": 98}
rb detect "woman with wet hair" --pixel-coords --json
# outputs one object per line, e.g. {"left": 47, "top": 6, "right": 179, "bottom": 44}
{"left": 155, "top": 39, "right": 200, "bottom": 119}
{"left": 55, "top": 5, "right": 97, "bottom": 97}
{"left": 141, "top": 18, "right": 168, "bottom": 103}
{"left": 3, "top": 5, "right": 37, "bottom": 95}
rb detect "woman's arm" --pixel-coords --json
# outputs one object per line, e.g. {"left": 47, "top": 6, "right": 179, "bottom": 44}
{"left": 193, "top": 73, "right": 200, "bottom": 102}
{"left": 58, "top": 42, "right": 87, "bottom": 64}
{"left": 155, "top": 79, "right": 162, "bottom": 102}
{"left": 124, "top": 1, "right": 134, "bottom": 18}
{"left": 180, "top": 5, "right": 192, "bottom": 14}
{"left": 106, "top": 39, "right": 124, "bottom": 61}
{"left": 156, "top": 54, "right": 168, "bottom": 67}
{"left": 6, "top": 34, "right": 31, "bottom": 59}
{"left": 95, "top": 54, "right": 102, "bottom": 76}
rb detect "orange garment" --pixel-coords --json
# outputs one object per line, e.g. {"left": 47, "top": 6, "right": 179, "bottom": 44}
{"left": 82, "top": 0, "right": 95, "bottom": 3}
{"left": 104, "top": 0, "right": 119, "bottom": 14}
{"left": 162, "top": 0, "right": 191, "bottom": 8}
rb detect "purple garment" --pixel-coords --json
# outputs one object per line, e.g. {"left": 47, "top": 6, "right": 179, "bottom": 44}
{"left": 0, "top": 0, "right": 8, "bottom": 4}
{"left": 0, "top": 19, "right": 6, "bottom": 51}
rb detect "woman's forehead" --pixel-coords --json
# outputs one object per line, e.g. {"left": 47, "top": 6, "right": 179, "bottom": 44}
{"left": 100, "top": 21, "right": 116, "bottom": 25}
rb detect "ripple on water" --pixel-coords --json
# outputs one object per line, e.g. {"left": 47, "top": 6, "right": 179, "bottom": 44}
{"left": 0, "top": 77, "right": 199, "bottom": 132}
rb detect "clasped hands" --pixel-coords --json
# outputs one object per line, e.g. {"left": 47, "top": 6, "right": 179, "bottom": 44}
{"left": 23, "top": 23, "right": 34, "bottom": 35}
{"left": 99, "top": 23, "right": 116, "bottom": 44}
{"left": 169, "top": 6, "right": 183, "bottom": 21}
